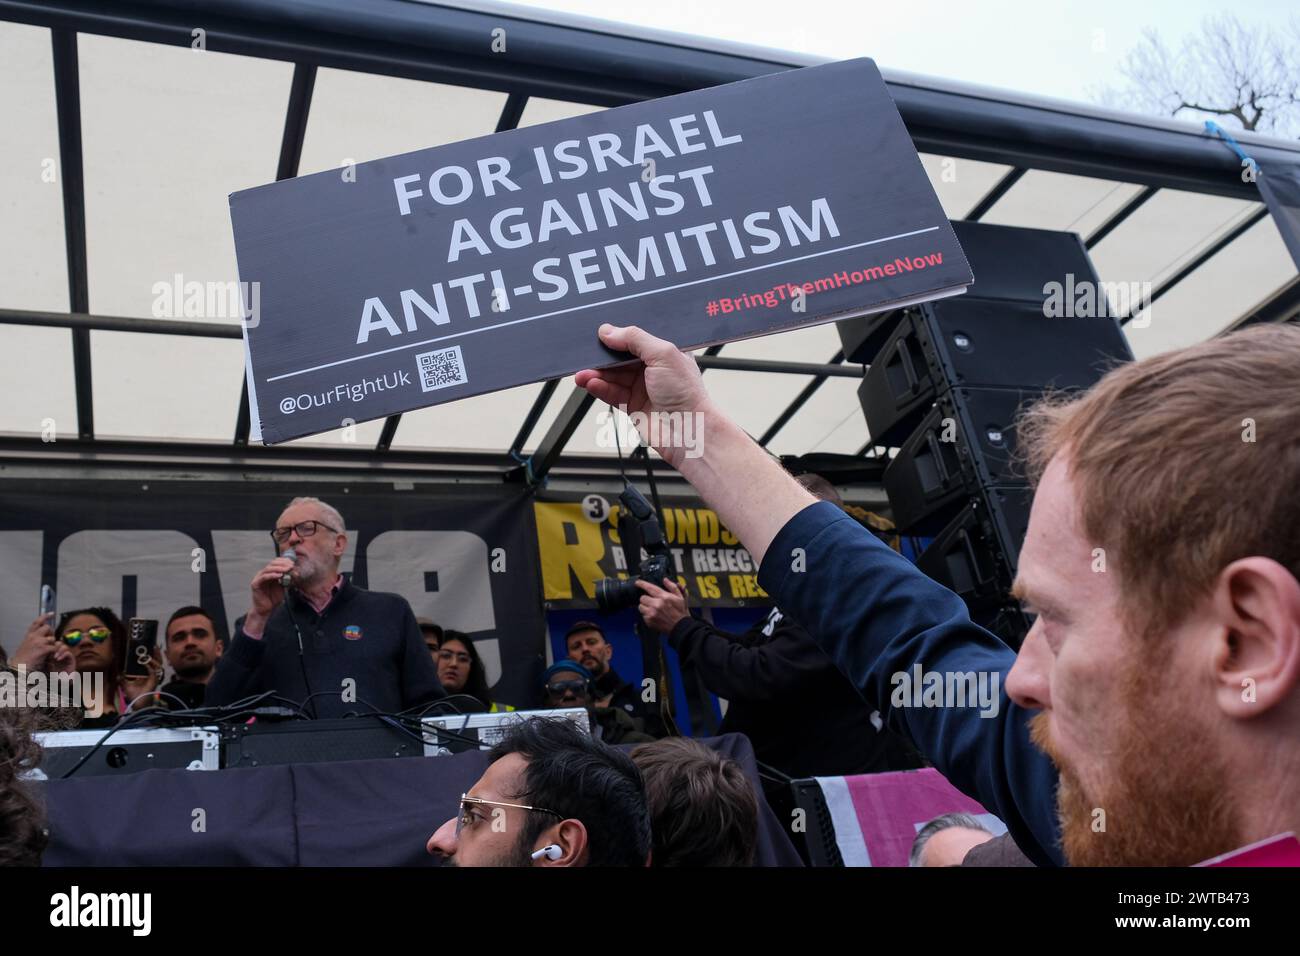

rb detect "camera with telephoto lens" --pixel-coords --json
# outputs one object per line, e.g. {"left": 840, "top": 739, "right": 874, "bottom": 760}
{"left": 595, "top": 483, "right": 672, "bottom": 615}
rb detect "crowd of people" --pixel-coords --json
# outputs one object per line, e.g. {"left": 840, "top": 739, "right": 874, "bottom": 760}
{"left": 3, "top": 319, "right": 1299, "bottom": 868}
{"left": 2, "top": 487, "right": 923, "bottom": 771}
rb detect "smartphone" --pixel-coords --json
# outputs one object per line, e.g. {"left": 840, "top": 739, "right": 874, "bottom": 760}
{"left": 39, "top": 585, "right": 56, "bottom": 618}
{"left": 125, "top": 618, "right": 159, "bottom": 678}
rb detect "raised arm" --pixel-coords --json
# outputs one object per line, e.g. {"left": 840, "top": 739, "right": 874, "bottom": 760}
{"left": 577, "top": 324, "right": 1062, "bottom": 865}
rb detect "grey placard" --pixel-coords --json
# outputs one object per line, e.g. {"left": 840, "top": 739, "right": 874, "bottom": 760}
{"left": 230, "top": 58, "right": 971, "bottom": 443}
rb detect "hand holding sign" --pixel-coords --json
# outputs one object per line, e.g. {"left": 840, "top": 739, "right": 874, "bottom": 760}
{"left": 576, "top": 324, "right": 710, "bottom": 468}
{"left": 581, "top": 321, "right": 819, "bottom": 566}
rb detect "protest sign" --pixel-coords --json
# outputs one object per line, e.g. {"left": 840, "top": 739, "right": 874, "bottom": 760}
{"left": 230, "top": 58, "right": 971, "bottom": 443}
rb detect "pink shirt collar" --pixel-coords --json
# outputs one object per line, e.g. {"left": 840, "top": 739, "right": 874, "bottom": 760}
{"left": 303, "top": 573, "right": 345, "bottom": 615}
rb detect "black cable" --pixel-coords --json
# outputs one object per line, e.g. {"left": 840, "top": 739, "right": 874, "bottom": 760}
{"left": 340, "top": 696, "right": 385, "bottom": 719}
{"left": 58, "top": 706, "right": 173, "bottom": 779}
{"left": 607, "top": 406, "right": 682, "bottom": 739}
{"left": 108, "top": 691, "right": 307, "bottom": 728}
{"left": 755, "top": 759, "right": 793, "bottom": 785}
{"left": 123, "top": 689, "right": 191, "bottom": 713}
{"left": 637, "top": 444, "right": 666, "bottom": 529}
{"left": 396, "top": 695, "right": 481, "bottom": 717}
{"left": 375, "top": 714, "right": 435, "bottom": 748}
{"left": 157, "top": 692, "right": 311, "bottom": 722}
{"left": 56, "top": 688, "right": 328, "bottom": 777}
{"left": 610, "top": 401, "right": 629, "bottom": 484}
{"left": 287, "top": 690, "right": 353, "bottom": 719}
{"left": 282, "top": 594, "right": 318, "bottom": 719}
{"left": 379, "top": 713, "right": 486, "bottom": 751}
{"left": 386, "top": 712, "right": 486, "bottom": 751}
{"left": 209, "top": 691, "right": 280, "bottom": 712}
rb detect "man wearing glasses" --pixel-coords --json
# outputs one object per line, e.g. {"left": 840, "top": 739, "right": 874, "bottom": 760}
{"left": 207, "top": 496, "right": 443, "bottom": 717}
{"left": 426, "top": 717, "right": 651, "bottom": 867}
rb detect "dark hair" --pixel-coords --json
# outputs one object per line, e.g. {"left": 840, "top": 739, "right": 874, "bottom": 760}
{"left": 489, "top": 717, "right": 650, "bottom": 866}
{"left": 909, "top": 812, "right": 991, "bottom": 867}
{"left": 630, "top": 737, "right": 758, "bottom": 867}
{"left": 165, "top": 606, "right": 224, "bottom": 645}
{"left": 563, "top": 620, "right": 607, "bottom": 644}
{"left": 439, "top": 630, "right": 492, "bottom": 712}
{"left": 0, "top": 705, "right": 49, "bottom": 866}
{"left": 55, "top": 607, "right": 127, "bottom": 693}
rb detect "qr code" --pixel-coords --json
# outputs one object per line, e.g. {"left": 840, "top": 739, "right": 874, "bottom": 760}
{"left": 416, "top": 346, "right": 467, "bottom": 392}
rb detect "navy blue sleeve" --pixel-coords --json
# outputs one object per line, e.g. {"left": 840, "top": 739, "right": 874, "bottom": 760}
{"left": 756, "top": 501, "right": 1063, "bottom": 866}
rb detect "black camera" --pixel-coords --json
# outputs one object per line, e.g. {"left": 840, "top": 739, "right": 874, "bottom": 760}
{"left": 595, "top": 483, "right": 672, "bottom": 615}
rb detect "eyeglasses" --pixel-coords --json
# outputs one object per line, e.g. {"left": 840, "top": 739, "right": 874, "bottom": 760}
{"left": 437, "top": 650, "right": 471, "bottom": 666}
{"left": 62, "top": 626, "right": 111, "bottom": 646}
{"left": 269, "top": 520, "right": 338, "bottom": 545}
{"left": 546, "top": 680, "right": 589, "bottom": 697}
{"left": 455, "top": 793, "right": 563, "bottom": 837}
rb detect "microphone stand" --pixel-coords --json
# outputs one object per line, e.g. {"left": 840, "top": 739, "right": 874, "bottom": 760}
{"left": 279, "top": 555, "right": 318, "bottom": 720}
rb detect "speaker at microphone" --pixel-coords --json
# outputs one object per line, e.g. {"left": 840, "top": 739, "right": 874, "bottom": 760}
{"left": 280, "top": 547, "right": 297, "bottom": 589}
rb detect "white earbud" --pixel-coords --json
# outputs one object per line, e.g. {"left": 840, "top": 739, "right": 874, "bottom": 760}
{"left": 531, "top": 844, "right": 563, "bottom": 861}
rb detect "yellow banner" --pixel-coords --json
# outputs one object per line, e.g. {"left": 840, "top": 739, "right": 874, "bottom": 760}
{"left": 534, "top": 498, "right": 769, "bottom": 607}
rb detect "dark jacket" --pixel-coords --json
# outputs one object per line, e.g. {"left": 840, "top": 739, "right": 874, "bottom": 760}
{"left": 961, "top": 832, "right": 1035, "bottom": 867}
{"left": 160, "top": 679, "right": 207, "bottom": 711}
{"left": 592, "top": 667, "right": 665, "bottom": 737}
{"left": 207, "top": 580, "right": 443, "bottom": 718}
{"left": 591, "top": 705, "right": 655, "bottom": 745}
{"left": 756, "top": 501, "right": 1064, "bottom": 867}
{"left": 668, "top": 608, "right": 921, "bottom": 779}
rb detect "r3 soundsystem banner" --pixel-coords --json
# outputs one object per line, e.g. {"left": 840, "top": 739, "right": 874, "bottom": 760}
{"left": 230, "top": 58, "right": 972, "bottom": 443}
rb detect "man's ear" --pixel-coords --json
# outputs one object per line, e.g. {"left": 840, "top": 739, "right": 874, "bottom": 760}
{"left": 534, "top": 819, "right": 588, "bottom": 867}
{"left": 334, "top": 532, "right": 348, "bottom": 560}
{"left": 1210, "top": 557, "right": 1300, "bottom": 719}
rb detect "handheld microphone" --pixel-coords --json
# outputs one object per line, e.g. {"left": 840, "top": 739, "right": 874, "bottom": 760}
{"left": 280, "top": 547, "right": 297, "bottom": 589}
{"left": 531, "top": 844, "right": 563, "bottom": 862}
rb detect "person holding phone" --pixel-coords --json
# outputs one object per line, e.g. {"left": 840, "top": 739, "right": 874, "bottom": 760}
{"left": 21, "top": 608, "right": 161, "bottom": 727}
{"left": 9, "top": 612, "right": 75, "bottom": 675}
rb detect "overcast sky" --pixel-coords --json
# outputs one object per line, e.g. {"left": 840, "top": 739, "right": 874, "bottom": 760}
{"left": 504, "top": 0, "right": 1296, "bottom": 110}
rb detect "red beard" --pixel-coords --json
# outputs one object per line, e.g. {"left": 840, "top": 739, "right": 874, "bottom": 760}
{"left": 1027, "top": 672, "right": 1242, "bottom": 867}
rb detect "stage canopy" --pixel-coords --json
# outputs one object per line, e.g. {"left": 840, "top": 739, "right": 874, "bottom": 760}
{"left": 2, "top": 0, "right": 1298, "bottom": 485}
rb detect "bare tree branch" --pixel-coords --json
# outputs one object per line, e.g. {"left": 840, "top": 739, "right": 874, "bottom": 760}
{"left": 1092, "top": 14, "right": 1300, "bottom": 138}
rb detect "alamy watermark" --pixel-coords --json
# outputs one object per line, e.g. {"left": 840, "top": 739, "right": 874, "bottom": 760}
{"left": 890, "top": 664, "right": 1000, "bottom": 718}
{"left": 1042, "top": 273, "right": 1153, "bottom": 329}
{"left": 50, "top": 886, "right": 151, "bottom": 935}
{"left": 595, "top": 406, "right": 705, "bottom": 459}
{"left": 151, "top": 273, "right": 261, "bottom": 327}
{"left": 0, "top": 665, "right": 105, "bottom": 718}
